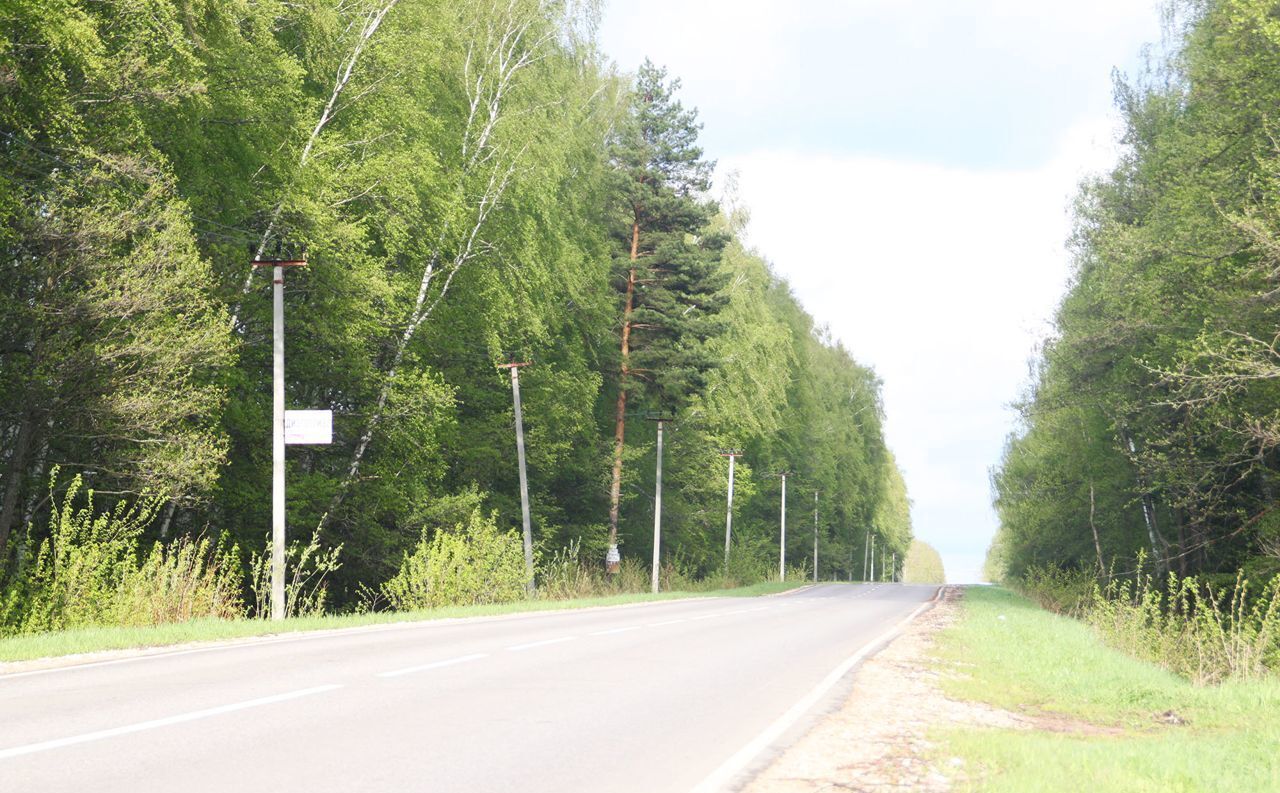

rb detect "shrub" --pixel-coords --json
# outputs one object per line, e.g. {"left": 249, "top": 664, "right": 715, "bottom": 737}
{"left": 1017, "top": 564, "right": 1096, "bottom": 616}
{"left": 248, "top": 529, "right": 343, "bottom": 619}
{"left": 382, "top": 509, "right": 528, "bottom": 610}
{"left": 537, "top": 539, "right": 601, "bottom": 600}
{"left": 2, "top": 469, "right": 244, "bottom": 635}
{"left": 1087, "top": 570, "right": 1280, "bottom": 685}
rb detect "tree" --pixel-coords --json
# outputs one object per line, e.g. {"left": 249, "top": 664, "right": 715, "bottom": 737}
{"left": 603, "top": 60, "right": 726, "bottom": 571}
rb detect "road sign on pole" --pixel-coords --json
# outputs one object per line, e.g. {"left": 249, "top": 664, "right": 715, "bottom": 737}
{"left": 253, "top": 254, "right": 306, "bottom": 622}
{"left": 285, "top": 410, "right": 333, "bottom": 445}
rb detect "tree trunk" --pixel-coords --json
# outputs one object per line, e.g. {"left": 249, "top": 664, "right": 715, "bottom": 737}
{"left": 605, "top": 221, "right": 641, "bottom": 572}
{"left": 1124, "top": 432, "right": 1169, "bottom": 574}
{"left": 0, "top": 410, "right": 35, "bottom": 564}
{"left": 1088, "top": 480, "right": 1104, "bottom": 577}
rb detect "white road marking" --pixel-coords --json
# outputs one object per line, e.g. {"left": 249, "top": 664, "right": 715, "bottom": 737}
{"left": 646, "top": 619, "right": 686, "bottom": 627}
{"left": 0, "top": 684, "right": 342, "bottom": 760}
{"left": 377, "top": 653, "right": 489, "bottom": 678}
{"left": 589, "top": 626, "right": 641, "bottom": 636}
{"left": 687, "top": 612, "right": 726, "bottom": 621}
{"left": 690, "top": 588, "right": 940, "bottom": 793}
{"left": 506, "top": 636, "right": 576, "bottom": 652}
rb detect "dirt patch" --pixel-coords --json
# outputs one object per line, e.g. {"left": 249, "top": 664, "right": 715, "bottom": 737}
{"left": 740, "top": 587, "right": 1109, "bottom": 793}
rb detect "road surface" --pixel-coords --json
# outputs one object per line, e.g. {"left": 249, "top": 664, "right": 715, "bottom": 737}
{"left": 0, "top": 583, "right": 937, "bottom": 792}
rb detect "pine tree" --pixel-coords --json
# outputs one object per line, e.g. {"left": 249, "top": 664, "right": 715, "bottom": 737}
{"left": 604, "top": 61, "right": 727, "bottom": 571}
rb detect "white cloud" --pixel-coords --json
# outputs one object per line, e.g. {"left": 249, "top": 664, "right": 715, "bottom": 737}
{"left": 598, "top": 1, "right": 1161, "bottom": 583}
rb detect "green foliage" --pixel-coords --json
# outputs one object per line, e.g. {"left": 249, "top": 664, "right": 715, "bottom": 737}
{"left": 382, "top": 509, "right": 527, "bottom": 610}
{"left": 1087, "top": 570, "right": 1280, "bottom": 685}
{"left": 248, "top": 529, "right": 343, "bottom": 619}
{"left": 0, "top": 0, "right": 910, "bottom": 630}
{"left": 902, "top": 540, "right": 946, "bottom": 584}
{"left": 990, "top": 0, "right": 1280, "bottom": 583}
{"left": 1, "top": 470, "right": 242, "bottom": 636}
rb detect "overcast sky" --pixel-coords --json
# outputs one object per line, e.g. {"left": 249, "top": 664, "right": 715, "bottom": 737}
{"left": 598, "top": 1, "right": 1167, "bottom": 582}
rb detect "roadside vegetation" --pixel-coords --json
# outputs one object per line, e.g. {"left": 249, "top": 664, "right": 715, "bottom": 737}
{"left": 902, "top": 540, "right": 946, "bottom": 584}
{"left": 0, "top": 1, "right": 911, "bottom": 646}
{"left": 934, "top": 587, "right": 1280, "bottom": 792}
{"left": 986, "top": 0, "right": 1280, "bottom": 689}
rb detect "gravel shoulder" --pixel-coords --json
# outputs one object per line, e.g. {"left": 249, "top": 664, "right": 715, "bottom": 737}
{"left": 741, "top": 587, "right": 1012, "bottom": 792}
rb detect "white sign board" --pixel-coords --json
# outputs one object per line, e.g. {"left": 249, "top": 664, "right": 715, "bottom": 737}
{"left": 285, "top": 410, "right": 332, "bottom": 445}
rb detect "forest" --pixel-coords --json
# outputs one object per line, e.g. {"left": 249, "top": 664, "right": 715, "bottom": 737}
{"left": 988, "top": 0, "right": 1280, "bottom": 656}
{"left": 0, "top": 0, "right": 911, "bottom": 633}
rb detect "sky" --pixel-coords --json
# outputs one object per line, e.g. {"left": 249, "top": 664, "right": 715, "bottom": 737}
{"left": 598, "top": 0, "right": 1169, "bottom": 583}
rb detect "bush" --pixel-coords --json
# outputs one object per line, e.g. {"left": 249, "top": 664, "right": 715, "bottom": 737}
{"left": 537, "top": 539, "right": 600, "bottom": 600}
{"left": 382, "top": 509, "right": 528, "bottom": 610}
{"left": 2, "top": 469, "right": 243, "bottom": 635}
{"left": 1087, "top": 570, "right": 1280, "bottom": 685}
{"left": 1017, "top": 564, "right": 1096, "bottom": 616}
{"left": 248, "top": 529, "right": 343, "bottom": 619}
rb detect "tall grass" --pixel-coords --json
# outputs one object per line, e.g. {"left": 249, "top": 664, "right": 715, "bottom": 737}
{"left": 1088, "top": 571, "right": 1280, "bottom": 684}
{"left": 0, "top": 470, "right": 243, "bottom": 635}
{"left": 1017, "top": 560, "right": 1280, "bottom": 684}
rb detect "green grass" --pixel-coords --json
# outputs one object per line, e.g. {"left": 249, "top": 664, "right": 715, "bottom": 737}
{"left": 0, "top": 581, "right": 802, "bottom": 664}
{"left": 933, "top": 586, "right": 1280, "bottom": 792}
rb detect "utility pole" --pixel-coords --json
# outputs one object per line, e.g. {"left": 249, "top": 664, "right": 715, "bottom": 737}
{"left": 498, "top": 362, "right": 535, "bottom": 596}
{"left": 252, "top": 251, "right": 307, "bottom": 622}
{"left": 648, "top": 415, "right": 673, "bottom": 594}
{"left": 891, "top": 552, "right": 897, "bottom": 583}
{"left": 778, "top": 471, "right": 791, "bottom": 581}
{"left": 865, "top": 532, "right": 875, "bottom": 583}
{"left": 719, "top": 450, "right": 743, "bottom": 572}
{"left": 870, "top": 537, "right": 876, "bottom": 583}
{"left": 813, "top": 490, "right": 819, "bottom": 583}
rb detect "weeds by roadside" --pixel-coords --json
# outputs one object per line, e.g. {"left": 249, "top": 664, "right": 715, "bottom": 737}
{"left": 1014, "top": 558, "right": 1280, "bottom": 685}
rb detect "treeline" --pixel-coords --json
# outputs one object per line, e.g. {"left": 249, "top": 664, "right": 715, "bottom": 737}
{"left": 902, "top": 541, "right": 945, "bottom": 584}
{"left": 0, "top": 0, "right": 909, "bottom": 622}
{"left": 989, "top": 0, "right": 1280, "bottom": 586}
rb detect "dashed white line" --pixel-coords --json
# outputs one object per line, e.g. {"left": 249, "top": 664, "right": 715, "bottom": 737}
{"left": 378, "top": 653, "right": 489, "bottom": 678}
{"left": 506, "top": 636, "right": 577, "bottom": 652}
{"left": 646, "top": 619, "right": 686, "bottom": 627}
{"left": 0, "top": 684, "right": 343, "bottom": 760}
{"left": 590, "top": 626, "right": 642, "bottom": 636}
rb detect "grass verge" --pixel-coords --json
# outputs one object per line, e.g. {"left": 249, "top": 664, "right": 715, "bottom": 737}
{"left": 932, "top": 586, "right": 1280, "bottom": 792}
{"left": 0, "top": 581, "right": 801, "bottom": 664}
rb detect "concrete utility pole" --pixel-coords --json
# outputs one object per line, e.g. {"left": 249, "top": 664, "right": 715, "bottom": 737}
{"left": 720, "top": 451, "right": 742, "bottom": 572}
{"left": 778, "top": 472, "right": 789, "bottom": 581}
{"left": 813, "top": 490, "right": 819, "bottom": 583}
{"left": 870, "top": 537, "right": 876, "bottom": 583}
{"left": 865, "top": 532, "right": 875, "bottom": 583}
{"left": 649, "top": 416, "right": 672, "bottom": 594}
{"left": 253, "top": 253, "right": 306, "bottom": 621}
{"left": 499, "top": 362, "right": 535, "bottom": 596}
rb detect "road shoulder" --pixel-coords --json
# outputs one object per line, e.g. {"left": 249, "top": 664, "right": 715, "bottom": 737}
{"left": 741, "top": 587, "right": 1009, "bottom": 791}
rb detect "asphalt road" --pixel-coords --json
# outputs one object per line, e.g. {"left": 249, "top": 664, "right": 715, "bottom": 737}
{"left": 0, "top": 583, "right": 937, "bottom": 792}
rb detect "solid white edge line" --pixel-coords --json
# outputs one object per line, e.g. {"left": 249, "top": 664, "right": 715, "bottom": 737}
{"left": 0, "top": 683, "right": 343, "bottom": 761}
{"left": 377, "top": 652, "right": 489, "bottom": 678}
{"left": 689, "top": 587, "right": 940, "bottom": 793}
{"left": 505, "top": 636, "right": 576, "bottom": 652}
